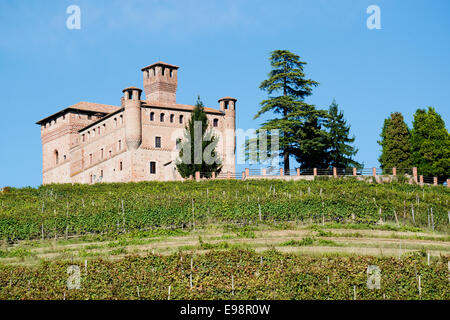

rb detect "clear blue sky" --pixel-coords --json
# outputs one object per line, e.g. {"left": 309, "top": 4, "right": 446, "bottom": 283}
{"left": 0, "top": 0, "right": 449, "bottom": 187}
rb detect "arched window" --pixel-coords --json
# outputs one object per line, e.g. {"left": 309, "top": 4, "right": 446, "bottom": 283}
{"left": 213, "top": 119, "right": 219, "bottom": 127}
{"left": 179, "top": 115, "right": 184, "bottom": 124}
{"left": 54, "top": 150, "right": 59, "bottom": 165}
{"left": 150, "top": 112, "right": 155, "bottom": 121}
{"left": 160, "top": 113, "right": 165, "bottom": 122}
{"left": 170, "top": 114, "right": 174, "bottom": 123}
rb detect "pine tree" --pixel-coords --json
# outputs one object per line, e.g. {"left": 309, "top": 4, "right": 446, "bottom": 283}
{"left": 325, "top": 99, "right": 360, "bottom": 169}
{"left": 176, "top": 97, "right": 222, "bottom": 178}
{"left": 254, "top": 50, "right": 322, "bottom": 173}
{"left": 290, "top": 105, "right": 330, "bottom": 169}
{"left": 378, "top": 112, "right": 412, "bottom": 174}
{"left": 411, "top": 107, "right": 449, "bottom": 179}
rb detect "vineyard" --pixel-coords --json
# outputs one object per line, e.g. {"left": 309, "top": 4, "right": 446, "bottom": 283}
{"left": 0, "top": 178, "right": 449, "bottom": 241}
{"left": 0, "top": 179, "right": 449, "bottom": 300}
{"left": 0, "top": 249, "right": 448, "bottom": 300}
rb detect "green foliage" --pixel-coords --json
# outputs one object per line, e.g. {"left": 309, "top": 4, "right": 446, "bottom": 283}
{"left": 254, "top": 50, "right": 327, "bottom": 171}
{"left": 0, "top": 179, "right": 448, "bottom": 241}
{"left": 378, "top": 112, "right": 412, "bottom": 173}
{"left": 281, "top": 237, "right": 314, "bottom": 246}
{"left": 176, "top": 96, "right": 222, "bottom": 178}
{"left": 0, "top": 249, "right": 448, "bottom": 300}
{"left": 325, "top": 99, "right": 361, "bottom": 168}
{"left": 411, "top": 107, "right": 450, "bottom": 179}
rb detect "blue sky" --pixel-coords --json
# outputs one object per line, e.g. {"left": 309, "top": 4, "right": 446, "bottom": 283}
{"left": 0, "top": 0, "right": 449, "bottom": 187}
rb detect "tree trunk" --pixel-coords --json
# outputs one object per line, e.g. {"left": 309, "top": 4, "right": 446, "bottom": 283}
{"left": 284, "top": 149, "right": 290, "bottom": 175}
{"left": 283, "top": 70, "right": 290, "bottom": 175}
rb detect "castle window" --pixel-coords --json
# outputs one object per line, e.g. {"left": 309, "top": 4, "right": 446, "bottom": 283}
{"left": 101, "top": 148, "right": 104, "bottom": 160}
{"left": 150, "top": 162, "right": 156, "bottom": 174}
{"left": 160, "top": 113, "right": 165, "bottom": 122}
{"left": 153, "top": 68, "right": 156, "bottom": 76}
{"left": 103, "top": 123, "right": 106, "bottom": 132}
{"left": 119, "top": 161, "right": 123, "bottom": 171}
{"left": 98, "top": 126, "right": 101, "bottom": 135}
{"left": 82, "top": 134, "right": 86, "bottom": 142}
{"left": 109, "top": 150, "right": 112, "bottom": 158}
{"left": 162, "top": 67, "right": 165, "bottom": 76}
{"left": 118, "top": 140, "right": 122, "bottom": 150}
{"left": 150, "top": 112, "right": 155, "bottom": 121}
{"left": 225, "top": 101, "right": 229, "bottom": 109}
{"left": 120, "top": 115, "right": 123, "bottom": 125}
{"left": 92, "top": 129, "right": 96, "bottom": 137}
{"left": 89, "top": 153, "right": 93, "bottom": 165}
{"left": 213, "top": 119, "right": 219, "bottom": 127}
{"left": 63, "top": 155, "right": 67, "bottom": 161}
{"left": 170, "top": 114, "right": 174, "bottom": 123}
{"left": 146, "top": 70, "right": 149, "bottom": 79}
{"left": 170, "top": 69, "right": 173, "bottom": 78}
{"left": 179, "top": 115, "right": 184, "bottom": 124}
{"left": 114, "top": 118, "right": 117, "bottom": 127}
{"left": 155, "top": 136, "right": 161, "bottom": 148}
{"left": 128, "top": 91, "right": 133, "bottom": 100}
{"left": 54, "top": 150, "right": 59, "bottom": 165}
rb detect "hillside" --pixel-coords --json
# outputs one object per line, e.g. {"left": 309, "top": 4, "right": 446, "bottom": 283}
{"left": 0, "top": 178, "right": 449, "bottom": 241}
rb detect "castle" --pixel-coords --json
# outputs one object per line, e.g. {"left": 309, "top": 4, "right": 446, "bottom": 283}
{"left": 36, "top": 61, "right": 236, "bottom": 184}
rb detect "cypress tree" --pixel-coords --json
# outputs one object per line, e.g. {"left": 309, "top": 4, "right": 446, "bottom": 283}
{"left": 378, "top": 112, "right": 412, "bottom": 174}
{"left": 176, "top": 96, "right": 222, "bottom": 178}
{"left": 411, "top": 107, "right": 449, "bottom": 179}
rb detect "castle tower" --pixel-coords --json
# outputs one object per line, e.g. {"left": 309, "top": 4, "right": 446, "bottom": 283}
{"left": 141, "top": 62, "right": 179, "bottom": 104}
{"left": 218, "top": 97, "right": 237, "bottom": 173}
{"left": 123, "top": 87, "right": 143, "bottom": 150}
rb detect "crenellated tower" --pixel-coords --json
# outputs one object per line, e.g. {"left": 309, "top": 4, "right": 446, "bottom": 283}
{"left": 141, "top": 62, "right": 179, "bottom": 104}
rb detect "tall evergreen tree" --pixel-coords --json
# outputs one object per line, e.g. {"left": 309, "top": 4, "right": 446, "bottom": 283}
{"left": 378, "top": 112, "right": 412, "bottom": 173}
{"left": 291, "top": 105, "right": 330, "bottom": 169}
{"left": 324, "top": 99, "right": 361, "bottom": 168}
{"left": 254, "top": 50, "right": 322, "bottom": 173}
{"left": 176, "top": 97, "right": 222, "bottom": 178}
{"left": 411, "top": 107, "right": 449, "bottom": 179}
